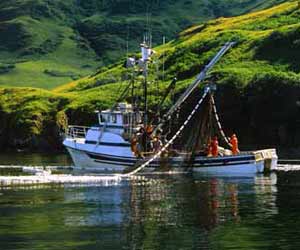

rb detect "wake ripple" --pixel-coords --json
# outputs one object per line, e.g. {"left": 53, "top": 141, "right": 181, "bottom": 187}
{"left": 0, "top": 174, "right": 123, "bottom": 187}
{"left": 0, "top": 165, "right": 123, "bottom": 187}
{"left": 275, "top": 165, "right": 300, "bottom": 172}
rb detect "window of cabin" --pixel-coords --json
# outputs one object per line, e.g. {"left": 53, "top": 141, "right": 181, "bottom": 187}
{"left": 100, "top": 114, "right": 110, "bottom": 123}
{"left": 111, "top": 114, "right": 117, "bottom": 123}
{"left": 100, "top": 114, "right": 106, "bottom": 123}
{"left": 123, "top": 114, "right": 128, "bottom": 125}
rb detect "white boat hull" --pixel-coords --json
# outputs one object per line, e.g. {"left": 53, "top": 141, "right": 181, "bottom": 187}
{"left": 64, "top": 140, "right": 277, "bottom": 176}
{"left": 192, "top": 162, "right": 264, "bottom": 177}
{"left": 67, "top": 147, "right": 126, "bottom": 172}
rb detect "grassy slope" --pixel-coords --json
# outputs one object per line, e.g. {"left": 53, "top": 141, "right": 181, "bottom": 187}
{"left": 0, "top": 0, "right": 283, "bottom": 89}
{"left": 0, "top": 0, "right": 98, "bottom": 89}
{"left": 57, "top": 1, "right": 300, "bottom": 102}
{"left": 1, "top": 0, "right": 300, "bottom": 150}
{"left": 56, "top": 0, "right": 300, "bottom": 148}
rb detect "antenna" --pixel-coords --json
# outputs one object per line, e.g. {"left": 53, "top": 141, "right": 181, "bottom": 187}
{"left": 126, "top": 22, "right": 129, "bottom": 57}
{"left": 145, "top": 2, "right": 152, "bottom": 48}
{"left": 149, "top": 13, "right": 152, "bottom": 49}
{"left": 162, "top": 36, "right": 166, "bottom": 81}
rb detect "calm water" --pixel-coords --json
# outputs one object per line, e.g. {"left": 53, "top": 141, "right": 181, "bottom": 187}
{"left": 0, "top": 154, "right": 300, "bottom": 250}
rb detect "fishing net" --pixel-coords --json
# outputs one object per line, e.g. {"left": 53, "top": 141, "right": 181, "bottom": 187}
{"left": 164, "top": 89, "right": 230, "bottom": 169}
{"left": 172, "top": 93, "right": 212, "bottom": 167}
{"left": 123, "top": 85, "right": 234, "bottom": 175}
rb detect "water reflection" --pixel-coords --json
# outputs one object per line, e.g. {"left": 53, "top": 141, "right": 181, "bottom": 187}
{"left": 0, "top": 171, "right": 297, "bottom": 250}
{"left": 254, "top": 173, "right": 278, "bottom": 216}
{"left": 64, "top": 186, "right": 127, "bottom": 227}
{"left": 0, "top": 153, "right": 72, "bottom": 166}
{"left": 122, "top": 174, "right": 279, "bottom": 249}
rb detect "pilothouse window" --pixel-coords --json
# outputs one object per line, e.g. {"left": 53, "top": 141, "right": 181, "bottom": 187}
{"left": 124, "top": 114, "right": 128, "bottom": 125}
{"left": 100, "top": 115, "right": 105, "bottom": 123}
{"left": 111, "top": 114, "right": 117, "bottom": 123}
{"left": 100, "top": 113, "right": 117, "bottom": 124}
{"left": 100, "top": 114, "right": 108, "bottom": 123}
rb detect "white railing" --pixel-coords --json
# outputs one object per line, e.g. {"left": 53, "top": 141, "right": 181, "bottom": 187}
{"left": 65, "top": 125, "right": 90, "bottom": 139}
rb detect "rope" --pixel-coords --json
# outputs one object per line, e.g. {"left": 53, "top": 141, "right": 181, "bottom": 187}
{"left": 123, "top": 89, "right": 209, "bottom": 176}
{"left": 210, "top": 95, "right": 231, "bottom": 147}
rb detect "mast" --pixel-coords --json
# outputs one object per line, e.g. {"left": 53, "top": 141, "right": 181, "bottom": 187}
{"left": 141, "top": 41, "right": 151, "bottom": 126}
{"left": 143, "top": 55, "right": 148, "bottom": 126}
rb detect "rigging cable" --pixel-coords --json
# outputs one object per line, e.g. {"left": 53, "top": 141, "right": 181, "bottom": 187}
{"left": 210, "top": 94, "right": 231, "bottom": 147}
{"left": 123, "top": 87, "right": 210, "bottom": 176}
{"left": 162, "top": 36, "right": 166, "bottom": 82}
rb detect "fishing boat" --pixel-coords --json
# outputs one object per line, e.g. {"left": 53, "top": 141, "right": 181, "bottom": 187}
{"left": 63, "top": 41, "right": 278, "bottom": 176}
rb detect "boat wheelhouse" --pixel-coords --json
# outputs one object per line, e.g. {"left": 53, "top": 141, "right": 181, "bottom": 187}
{"left": 94, "top": 103, "right": 142, "bottom": 142}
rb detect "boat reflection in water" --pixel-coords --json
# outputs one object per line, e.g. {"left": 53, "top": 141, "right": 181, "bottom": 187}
{"left": 124, "top": 173, "right": 279, "bottom": 249}
{"left": 254, "top": 173, "right": 278, "bottom": 216}
{"left": 60, "top": 173, "right": 279, "bottom": 249}
{"left": 0, "top": 170, "right": 280, "bottom": 250}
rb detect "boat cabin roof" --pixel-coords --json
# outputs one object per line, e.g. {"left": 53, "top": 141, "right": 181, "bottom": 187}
{"left": 99, "top": 103, "right": 138, "bottom": 114}
{"left": 96, "top": 103, "right": 142, "bottom": 127}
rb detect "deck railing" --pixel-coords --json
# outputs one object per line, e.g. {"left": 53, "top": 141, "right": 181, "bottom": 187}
{"left": 65, "top": 125, "right": 91, "bottom": 139}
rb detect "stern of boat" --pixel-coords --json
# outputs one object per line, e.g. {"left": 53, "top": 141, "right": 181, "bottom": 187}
{"left": 253, "top": 149, "right": 278, "bottom": 172}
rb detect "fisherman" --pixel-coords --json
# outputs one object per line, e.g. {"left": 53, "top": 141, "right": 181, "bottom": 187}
{"left": 152, "top": 136, "right": 163, "bottom": 153}
{"left": 230, "top": 134, "right": 239, "bottom": 155}
{"left": 134, "top": 132, "right": 145, "bottom": 158}
{"left": 206, "top": 138, "right": 213, "bottom": 157}
{"left": 131, "top": 136, "right": 139, "bottom": 157}
{"left": 138, "top": 126, "right": 153, "bottom": 153}
{"left": 145, "top": 124, "right": 153, "bottom": 136}
{"left": 139, "top": 127, "right": 147, "bottom": 151}
{"left": 211, "top": 136, "right": 219, "bottom": 157}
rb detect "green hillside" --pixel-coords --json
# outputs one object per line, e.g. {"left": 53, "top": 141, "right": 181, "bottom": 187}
{"left": 1, "top": 0, "right": 300, "bottom": 152}
{"left": 58, "top": 0, "right": 300, "bottom": 96}
{"left": 0, "top": 0, "right": 284, "bottom": 89}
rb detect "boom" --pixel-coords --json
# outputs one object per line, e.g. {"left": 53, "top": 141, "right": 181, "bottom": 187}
{"left": 165, "top": 41, "right": 235, "bottom": 119}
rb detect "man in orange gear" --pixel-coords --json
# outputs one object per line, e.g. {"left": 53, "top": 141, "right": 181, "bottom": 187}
{"left": 206, "top": 138, "right": 213, "bottom": 157}
{"left": 230, "top": 134, "right": 239, "bottom": 155}
{"left": 131, "top": 136, "right": 138, "bottom": 156}
{"left": 211, "top": 136, "right": 219, "bottom": 157}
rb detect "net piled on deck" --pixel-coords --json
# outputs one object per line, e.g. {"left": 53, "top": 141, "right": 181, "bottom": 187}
{"left": 167, "top": 88, "right": 228, "bottom": 168}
